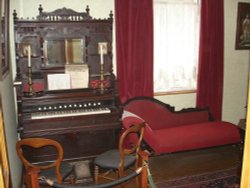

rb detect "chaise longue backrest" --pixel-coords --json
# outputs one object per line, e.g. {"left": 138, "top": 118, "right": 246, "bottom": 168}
{"left": 123, "top": 97, "right": 210, "bottom": 130}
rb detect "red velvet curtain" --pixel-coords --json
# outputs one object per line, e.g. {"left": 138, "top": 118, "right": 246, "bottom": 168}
{"left": 196, "top": 0, "right": 224, "bottom": 121}
{"left": 115, "top": 0, "right": 154, "bottom": 104}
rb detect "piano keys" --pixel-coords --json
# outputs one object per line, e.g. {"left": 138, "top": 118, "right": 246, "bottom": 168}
{"left": 28, "top": 99, "right": 112, "bottom": 120}
{"left": 31, "top": 107, "right": 111, "bottom": 120}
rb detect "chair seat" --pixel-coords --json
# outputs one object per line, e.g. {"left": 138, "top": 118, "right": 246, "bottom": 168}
{"left": 94, "top": 150, "right": 136, "bottom": 170}
{"left": 39, "top": 163, "right": 74, "bottom": 182}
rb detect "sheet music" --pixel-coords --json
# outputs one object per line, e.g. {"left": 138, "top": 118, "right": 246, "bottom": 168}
{"left": 47, "top": 74, "right": 71, "bottom": 90}
{"left": 65, "top": 64, "right": 89, "bottom": 89}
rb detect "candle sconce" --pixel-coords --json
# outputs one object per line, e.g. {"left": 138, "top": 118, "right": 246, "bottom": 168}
{"left": 98, "top": 42, "right": 108, "bottom": 94}
{"left": 22, "top": 44, "right": 34, "bottom": 96}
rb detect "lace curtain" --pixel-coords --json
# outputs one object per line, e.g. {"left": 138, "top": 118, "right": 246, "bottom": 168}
{"left": 153, "top": 0, "right": 200, "bottom": 93}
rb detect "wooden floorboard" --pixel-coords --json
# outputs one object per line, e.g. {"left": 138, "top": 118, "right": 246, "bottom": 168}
{"left": 79, "top": 144, "right": 242, "bottom": 188}
{"left": 149, "top": 145, "right": 241, "bottom": 183}
{"left": 113, "top": 145, "right": 242, "bottom": 187}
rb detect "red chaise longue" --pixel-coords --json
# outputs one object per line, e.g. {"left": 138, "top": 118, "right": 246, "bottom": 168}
{"left": 122, "top": 97, "right": 241, "bottom": 155}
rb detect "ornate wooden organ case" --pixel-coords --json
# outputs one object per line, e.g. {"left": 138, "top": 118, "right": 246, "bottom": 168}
{"left": 13, "top": 5, "right": 122, "bottom": 163}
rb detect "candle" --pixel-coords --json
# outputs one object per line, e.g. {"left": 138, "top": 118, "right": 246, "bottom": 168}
{"left": 27, "top": 45, "right": 31, "bottom": 67}
{"left": 100, "top": 44, "right": 104, "bottom": 65}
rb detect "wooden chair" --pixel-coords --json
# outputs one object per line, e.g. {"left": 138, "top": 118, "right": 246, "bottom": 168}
{"left": 94, "top": 122, "right": 145, "bottom": 186}
{"left": 25, "top": 150, "right": 149, "bottom": 188}
{"left": 16, "top": 138, "right": 75, "bottom": 187}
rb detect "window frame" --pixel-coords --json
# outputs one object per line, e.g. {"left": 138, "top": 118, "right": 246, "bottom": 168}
{"left": 153, "top": 0, "right": 200, "bottom": 95}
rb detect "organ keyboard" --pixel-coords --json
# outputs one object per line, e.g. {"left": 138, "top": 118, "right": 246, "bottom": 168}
{"left": 31, "top": 107, "right": 111, "bottom": 120}
{"left": 28, "top": 100, "right": 111, "bottom": 120}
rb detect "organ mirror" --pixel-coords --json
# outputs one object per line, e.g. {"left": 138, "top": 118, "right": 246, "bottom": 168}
{"left": 44, "top": 38, "right": 85, "bottom": 66}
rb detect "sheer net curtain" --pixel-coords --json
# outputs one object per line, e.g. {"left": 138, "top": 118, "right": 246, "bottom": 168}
{"left": 154, "top": 0, "right": 200, "bottom": 93}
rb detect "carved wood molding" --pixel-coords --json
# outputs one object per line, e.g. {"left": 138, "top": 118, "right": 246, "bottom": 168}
{"left": 13, "top": 4, "right": 113, "bottom": 22}
{"left": 37, "top": 5, "right": 92, "bottom": 21}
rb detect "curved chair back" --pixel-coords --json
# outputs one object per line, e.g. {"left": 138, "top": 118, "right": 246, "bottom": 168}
{"left": 118, "top": 122, "right": 145, "bottom": 175}
{"left": 94, "top": 122, "right": 145, "bottom": 186}
{"left": 16, "top": 138, "right": 64, "bottom": 183}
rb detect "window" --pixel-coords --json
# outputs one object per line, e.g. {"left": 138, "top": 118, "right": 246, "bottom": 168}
{"left": 153, "top": 0, "right": 200, "bottom": 93}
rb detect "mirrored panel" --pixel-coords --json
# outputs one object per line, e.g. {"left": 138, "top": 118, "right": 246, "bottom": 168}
{"left": 44, "top": 38, "right": 85, "bottom": 66}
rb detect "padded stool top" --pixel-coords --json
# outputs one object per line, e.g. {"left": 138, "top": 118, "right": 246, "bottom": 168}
{"left": 94, "top": 150, "right": 136, "bottom": 170}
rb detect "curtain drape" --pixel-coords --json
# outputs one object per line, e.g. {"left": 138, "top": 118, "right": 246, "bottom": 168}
{"left": 196, "top": 0, "right": 224, "bottom": 121}
{"left": 115, "top": 0, "right": 154, "bottom": 104}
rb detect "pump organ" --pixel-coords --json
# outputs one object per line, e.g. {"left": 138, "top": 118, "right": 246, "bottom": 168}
{"left": 13, "top": 5, "right": 122, "bottom": 163}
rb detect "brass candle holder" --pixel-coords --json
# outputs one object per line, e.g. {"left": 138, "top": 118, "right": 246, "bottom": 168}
{"left": 23, "top": 44, "right": 34, "bottom": 97}
{"left": 100, "top": 63, "right": 104, "bottom": 94}
{"left": 27, "top": 66, "right": 34, "bottom": 96}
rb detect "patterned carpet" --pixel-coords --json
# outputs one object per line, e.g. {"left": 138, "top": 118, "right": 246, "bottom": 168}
{"left": 156, "top": 166, "right": 240, "bottom": 188}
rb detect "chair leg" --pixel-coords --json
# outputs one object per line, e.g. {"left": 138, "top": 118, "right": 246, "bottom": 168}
{"left": 135, "top": 175, "right": 140, "bottom": 188}
{"left": 94, "top": 165, "right": 99, "bottom": 184}
{"left": 134, "top": 162, "right": 140, "bottom": 188}
{"left": 118, "top": 169, "right": 126, "bottom": 188}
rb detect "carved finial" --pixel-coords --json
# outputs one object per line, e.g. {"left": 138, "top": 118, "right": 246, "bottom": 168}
{"left": 109, "top": 10, "right": 113, "bottom": 21}
{"left": 13, "top": 9, "right": 18, "bottom": 20}
{"left": 86, "top": 5, "right": 90, "bottom": 15}
{"left": 38, "top": 4, "right": 43, "bottom": 15}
